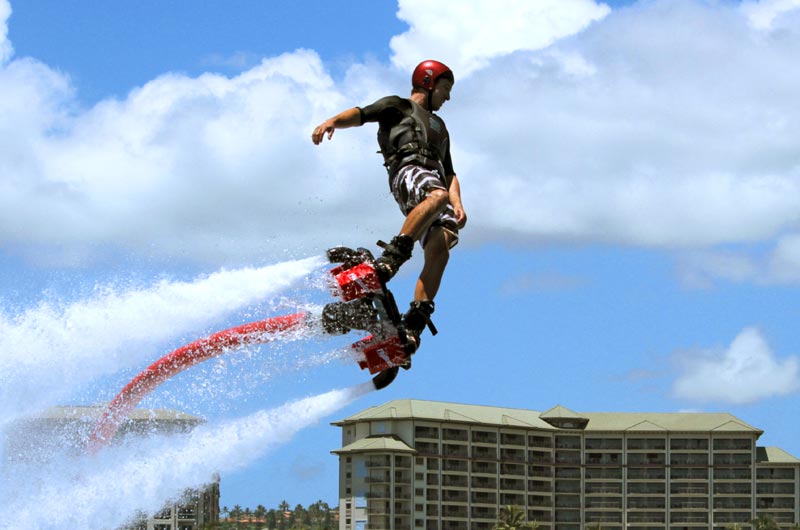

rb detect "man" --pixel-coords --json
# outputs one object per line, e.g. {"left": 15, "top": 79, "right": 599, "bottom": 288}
{"left": 311, "top": 59, "right": 466, "bottom": 348}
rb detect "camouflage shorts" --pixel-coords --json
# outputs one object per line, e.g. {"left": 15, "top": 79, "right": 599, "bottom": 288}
{"left": 390, "top": 165, "right": 459, "bottom": 248}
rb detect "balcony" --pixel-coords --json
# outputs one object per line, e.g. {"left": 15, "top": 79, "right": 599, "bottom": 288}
{"left": 366, "top": 471, "right": 391, "bottom": 484}
{"left": 715, "top": 483, "right": 752, "bottom": 495}
{"left": 629, "top": 483, "right": 665, "bottom": 495}
{"left": 670, "top": 438, "right": 708, "bottom": 451}
{"left": 670, "top": 483, "right": 707, "bottom": 495}
{"left": 714, "top": 498, "right": 752, "bottom": 510}
{"left": 529, "top": 451, "right": 554, "bottom": 464}
{"left": 628, "top": 453, "right": 665, "bottom": 466}
{"left": 441, "top": 459, "right": 467, "bottom": 473}
{"left": 715, "top": 468, "right": 751, "bottom": 480}
{"left": 670, "top": 497, "right": 709, "bottom": 510}
{"left": 555, "top": 436, "right": 581, "bottom": 450}
{"left": 628, "top": 497, "right": 666, "bottom": 510}
{"left": 757, "top": 497, "right": 795, "bottom": 510}
{"left": 472, "top": 461, "right": 497, "bottom": 474}
{"left": 472, "top": 431, "right": 497, "bottom": 444}
{"left": 471, "top": 476, "right": 497, "bottom": 489}
{"left": 442, "top": 444, "right": 468, "bottom": 458}
{"left": 585, "top": 497, "right": 623, "bottom": 509}
{"left": 757, "top": 467, "right": 795, "bottom": 480}
{"left": 714, "top": 438, "right": 753, "bottom": 451}
{"left": 471, "top": 491, "right": 497, "bottom": 504}
{"left": 628, "top": 438, "right": 666, "bottom": 451}
{"left": 670, "top": 453, "right": 709, "bottom": 466}
{"left": 530, "top": 480, "right": 553, "bottom": 493}
{"left": 528, "top": 495, "right": 553, "bottom": 508}
{"left": 555, "top": 452, "right": 581, "bottom": 466}
{"left": 366, "top": 455, "right": 392, "bottom": 468}
{"left": 441, "top": 489, "right": 468, "bottom": 503}
{"left": 586, "top": 482, "right": 623, "bottom": 495}
{"left": 442, "top": 428, "right": 467, "bottom": 442}
{"left": 670, "top": 468, "right": 707, "bottom": 480}
{"left": 586, "top": 468, "right": 622, "bottom": 480}
{"left": 472, "top": 446, "right": 497, "bottom": 460}
{"left": 501, "top": 448, "right": 526, "bottom": 462}
{"left": 501, "top": 462, "right": 526, "bottom": 476}
{"left": 500, "top": 478, "right": 525, "bottom": 491}
{"left": 441, "top": 475, "right": 468, "bottom": 488}
{"left": 713, "top": 511, "right": 754, "bottom": 524}
{"left": 627, "top": 468, "right": 666, "bottom": 480}
{"left": 500, "top": 493, "right": 525, "bottom": 505}
{"left": 670, "top": 513, "right": 708, "bottom": 524}
{"left": 585, "top": 511, "right": 623, "bottom": 523}
{"left": 714, "top": 453, "right": 752, "bottom": 466}
{"left": 529, "top": 435, "right": 553, "bottom": 448}
{"left": 757, "top": 483, "right": 795, "bottom": 495}
{"left": 586, "top": 453, "right": 622, "bottom": 465}
{"left": 627, "top": 512, "right": 666, "bottom": 524}
{"left": 585, "top": 438, "right": 623, "bottom": 451}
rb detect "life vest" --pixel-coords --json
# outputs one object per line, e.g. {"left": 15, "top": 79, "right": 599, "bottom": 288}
{"left": 377, "top": 100, "right": 449, "bottom": 181}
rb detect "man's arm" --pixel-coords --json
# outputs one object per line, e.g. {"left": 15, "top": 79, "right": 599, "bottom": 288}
{"left": 311, "top": 107, "right": 361, "bottom": 145}
{"left": 448, "top": 174, "right": 467, "bottom": 228}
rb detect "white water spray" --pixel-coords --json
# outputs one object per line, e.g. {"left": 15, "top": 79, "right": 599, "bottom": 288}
{"left": 3, "top": 383, "right": 373, "bottom": 530}
{"left": 0, "top": 256, "right": 324, "bottom": 425}
{"left": 0, "top": 255, "right": 378, "bottom": 529}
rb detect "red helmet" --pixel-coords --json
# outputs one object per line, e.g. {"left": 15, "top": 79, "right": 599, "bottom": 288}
{"left": 412, "top": 60, "right": 454, "bottom": 91}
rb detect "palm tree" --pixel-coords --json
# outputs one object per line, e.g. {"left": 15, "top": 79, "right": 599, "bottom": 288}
{"left": 494, "top": 505, "right": 537, "bottom": 530}
{"left": 751, "top": 514, "right": 781, "bottom": 530}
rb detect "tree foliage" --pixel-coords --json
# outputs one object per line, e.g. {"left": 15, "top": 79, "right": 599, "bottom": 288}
{"left": 210, "top": 499, "right": 337, "bottom": 530}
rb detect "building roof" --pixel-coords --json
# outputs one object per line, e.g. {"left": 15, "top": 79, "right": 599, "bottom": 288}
{"left": 757, "top": 446, "right": 800, "bottom": 464}
{"left": 332, "top": 435, "right": 415, "bottom": 455}
{"left": 333, "top": 399, "right": 763, "bottom": 435}
{"left": 32, "top": 405, "right": 205, "bottom": 423}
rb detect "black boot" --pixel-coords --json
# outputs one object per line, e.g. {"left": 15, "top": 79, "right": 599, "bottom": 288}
{"left": 402, "top": 300, "right": 437, "bottom": 353}
{"left": 374, "top": 234, "right": 414, "bottom": 284}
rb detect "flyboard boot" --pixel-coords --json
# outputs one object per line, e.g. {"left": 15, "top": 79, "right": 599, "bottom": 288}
{"left": 401, "top": 300, "right": 438, "bottom": 356}
{"left": 373, "top": 234, "right": 414, "bottom": 284}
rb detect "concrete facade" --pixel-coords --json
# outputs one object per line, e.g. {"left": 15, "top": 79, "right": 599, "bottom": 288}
{"left": 332, "top": 400, "right": 800, "bottom": 530}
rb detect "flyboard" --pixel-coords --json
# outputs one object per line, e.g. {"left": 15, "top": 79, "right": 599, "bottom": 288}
{"left": 87, "top": 246, "right": 420, "bottom": 450}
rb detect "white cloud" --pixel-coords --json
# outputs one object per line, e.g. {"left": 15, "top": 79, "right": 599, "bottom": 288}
{"left": 390, "top": 0, "right": 610, "bottom": 77}
{"left": 674, "top": 232, "right": 800, "bottom": 287}
{"left": 0, "top": 0, "right": 11, "bottom": 64}
{"left": 2, "top": 0, "right": 800, "bottom": 266}
{"left": 457, "top": 0, "right": 800, "bottom": 248}
{"left": 675, "top": 250, "right": 760, "bottom": 289}
{"left": 671, "top": 327, "right": 800, "bottom": 404}
{"left": 742, "top": 0, "right": 800, "bottom": 30}
{"left": 768, "top": 233, "right": 800, "bottom": 282}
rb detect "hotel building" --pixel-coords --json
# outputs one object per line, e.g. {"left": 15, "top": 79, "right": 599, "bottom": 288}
{"left": 332, "top": 400, "right": 799, "bottom": 530}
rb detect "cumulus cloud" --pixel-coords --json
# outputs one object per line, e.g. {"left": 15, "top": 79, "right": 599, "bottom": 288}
{"left": 0, "top": 0, "right": 11, "bottom": 64}
{"left": 672, "top": 327, "right": 800, "bottom": 404}
{"left": 458, "top": 0, "right": 800, "bottom": 248}
{"left": 2, "top": 0, "right": 800, "bottom": 266}
{"left": 675, "top": 232, "right": 800, "bottom": 287}
{"left": 742, "top": 0, "right": 800, "bottom": 29}
{"left": 389, "top": 0, "right": 610, "bottom": 76}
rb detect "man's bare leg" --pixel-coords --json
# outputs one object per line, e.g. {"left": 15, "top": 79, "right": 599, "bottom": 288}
{"left": 400, "top": 189, "right": 449, "bottom": 241}
{"left": 374, "top": 188, "right": 449, "bottom": 283}
{"left": 414, "top": 226, "right": 452, "bottom": 301}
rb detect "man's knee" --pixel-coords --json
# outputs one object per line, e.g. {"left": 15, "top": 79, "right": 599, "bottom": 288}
{"left": 427, "top": 188, "right": 449, "bottom": 212}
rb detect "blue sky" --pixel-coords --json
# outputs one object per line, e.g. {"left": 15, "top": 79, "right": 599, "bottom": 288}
{"left": 1, "top": 0, "right": 800, "bottom": 521}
